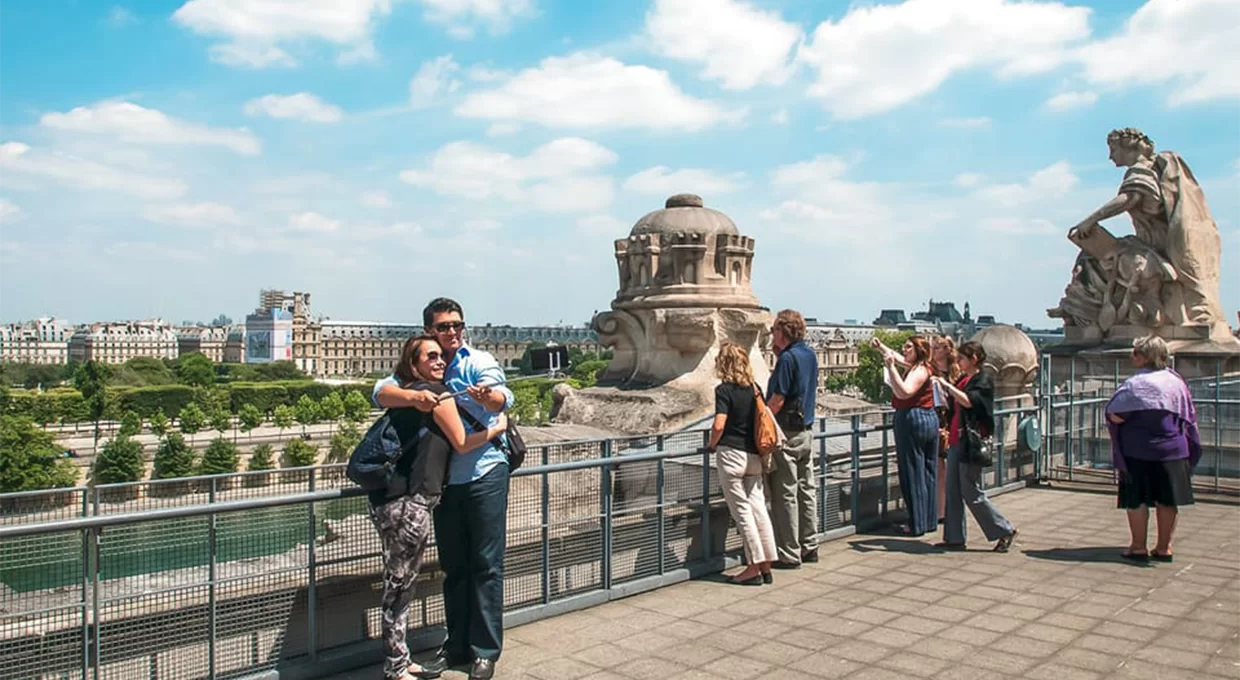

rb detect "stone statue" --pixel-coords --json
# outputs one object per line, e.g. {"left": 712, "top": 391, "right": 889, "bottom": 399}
{"left": 1049, "top": 128, "right": 1229, "bottom": 343}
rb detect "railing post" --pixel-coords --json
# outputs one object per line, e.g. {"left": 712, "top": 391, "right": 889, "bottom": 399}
{"left": 881, "top": 411, "right": 890, "bottom": 520}
{"left": 540, "top": 445, "right": 550, "bottom": 605}
{"left": 208, "top": 477, "right": 218, "bottom": 678}
{"left": 1214, "top": 359, "right": 1222, "bottom": 494}
{"left": 1066, "top": 359, "right": 1075, "bottom": 481}
{"left": 601, "top": 440, "right": 613, "bottom": 590}
{"left": 994, "top": 413, "right": 1005, "bottom": 488}
{"left": 655, "top": 435, "right": 666, "bottom": 576}
{"left": 306, "top": 467, "right": 318, "bottom": 660}
{"left": 700, "top": 431, "right": 711, "bottom": 562}
{"left": 817, "top": 422, "right": 827, "bottom": 534}
{"left": 849, "top": 415, "right": 861, "bottom": 527}
{"left": 91, "top": 486, "right": 101, "bottom": 680}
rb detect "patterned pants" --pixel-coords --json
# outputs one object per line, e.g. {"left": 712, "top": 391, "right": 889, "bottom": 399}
{"left": 370, "top": 494, "right": 435, "bottom": 679}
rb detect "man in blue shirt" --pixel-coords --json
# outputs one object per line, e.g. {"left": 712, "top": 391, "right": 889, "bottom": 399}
{"left": 373, "top": 298, "right": 512, "bottom": 680}
{"left": 765, "top": 309, "right": 820, "bottom": 569}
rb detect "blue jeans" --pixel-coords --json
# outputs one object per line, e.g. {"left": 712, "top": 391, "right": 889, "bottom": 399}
{"left": 893, "top": 408, "right": 939, "bottom": 536}
{"left": 433, "top": 463, "right": 509, "bottom": 662}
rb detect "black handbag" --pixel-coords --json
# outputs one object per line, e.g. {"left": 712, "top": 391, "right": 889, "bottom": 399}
{"left": 962, "top": 420, "right": 994, "bottom": 468}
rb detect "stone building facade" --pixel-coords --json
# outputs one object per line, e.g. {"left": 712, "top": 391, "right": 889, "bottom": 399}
{"left": 0, "top": 317, "right": 73, "bottom": 364}
{"left": 176, "top": 326, "right": 233, "bottom": 363}
{"left": 68, "top": 320, "right": 178, "bottom": 364}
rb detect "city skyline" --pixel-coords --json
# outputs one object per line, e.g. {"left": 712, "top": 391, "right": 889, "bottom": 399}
{"left": 1, "top": 0, "right": 1237, "bottom": 329}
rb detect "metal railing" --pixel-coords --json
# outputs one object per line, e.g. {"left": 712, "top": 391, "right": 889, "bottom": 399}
{"left": 5, "top": 410, "right": 1032, "bottom": 680}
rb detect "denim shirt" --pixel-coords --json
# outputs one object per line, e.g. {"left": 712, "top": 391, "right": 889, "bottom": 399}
{"left": 372, "top": 344, "right": 514, "bottom": 485}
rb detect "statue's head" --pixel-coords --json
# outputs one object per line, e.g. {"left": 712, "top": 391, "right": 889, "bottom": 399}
{"left": 1107, "top": 127, "right": 1154, "bottom": 167}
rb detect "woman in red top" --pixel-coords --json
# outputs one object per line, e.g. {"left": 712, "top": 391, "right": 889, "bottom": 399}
{"left": 874, "top": 335, "right": 939, "bottom": 536}
{"left": 933, "top": 341, "right": 1017, "bottom": 552}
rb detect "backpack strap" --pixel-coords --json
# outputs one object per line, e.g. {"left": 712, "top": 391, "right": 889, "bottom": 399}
{"left": 457, "top": 404, "right": 503, "bottom": 449}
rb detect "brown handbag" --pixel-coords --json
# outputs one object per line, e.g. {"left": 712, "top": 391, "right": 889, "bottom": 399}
{"left": 753, "top": 385, "right": 781, "bottom": 458}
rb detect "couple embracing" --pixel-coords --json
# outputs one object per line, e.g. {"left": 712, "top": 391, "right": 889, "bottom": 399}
{"left": 368, "top": 297, "right": 511, "bottom": 680}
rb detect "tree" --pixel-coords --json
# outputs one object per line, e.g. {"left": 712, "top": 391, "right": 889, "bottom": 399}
{"left": 245, "top": 443, "right": 275, "bottom": 487}
{"left": 178, "top": 402, "right": 206, "bottom": 444}
{"left": 342, "top": 390, "right": 371, "bottom": 423}
{"left": 73, "top": 360, "right": 113, "bottom": 453}
{"left": 210, "top": 408, "right": 233, "bottom": 442}
{"left": 114, "top": 357, "right": 176, "bottom": 387}
{"left": 510, "top": 383, "right": 540, "bottom": 424}
{"left": 318, "top": 392, "right": 344, "bottom": 433}
{"left": 0, "top": 415, "right": 78, "bottom": 492}
{"left": 199, "top": 437, "right": 240, "bottom": 477}
{"left": 152, "top": 432, "right": 196, "bottom": 480}
{"left": 177, "top": 352, "right": 215, "bottom": 388}
{"left": 328, "top": 422, "right": 362, "bottom": 463}
{"left": 571, "top": 360, "right": 608, "bottom": 388}
{"left": 149, "top": 409, "right": 170, "bottom": 437}
{"left": 517, "top": 342, "right": 546, "bottom": 375}
{"left": 93, "top": 435, "right": 145, "bottom": 485}
{"left": 118, "top": 410, "right": 142, "bottom": 438}
{"left": 294, "top": 395, "right": 319, "bottom": 436}
{"left": 281, "top": 438, "right": 318, "bottom": 468}
{"left": 254, "top": 361, "right": 305, "bottom": 381}
{"left": 852, "top": 329, "right": 915, "bottom": 403}
{"left": 237, "top": 403, "right": 264, "bottom": 441}
{"left": 272, "top": 404, "right": 295, "bottom": 435}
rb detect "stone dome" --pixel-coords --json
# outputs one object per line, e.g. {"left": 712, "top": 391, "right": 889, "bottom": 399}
{"left": 970, "top": 324, "right": 1038, "bottom": 387}
{"left": 630, "top": 194, "right": 739, "bottom": 238}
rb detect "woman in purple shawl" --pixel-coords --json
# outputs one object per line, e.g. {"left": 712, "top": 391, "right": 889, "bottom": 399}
{"left": 1106, "top": 336, "right": 1201, "bottom": 563}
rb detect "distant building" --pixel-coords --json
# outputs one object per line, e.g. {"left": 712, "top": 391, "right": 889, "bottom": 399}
{"left": 873, "top": 309, "right": 908, "bottom": 326}
{"left": 68, "top": 320, "right": 178, "bottom": 364}
{"left": 245, "top": 290, "right": 315, "bottom": 372}
{"left": 176, "top": 326, "right": 233, "bottom": 363}
{"left": 243, "top": 308, "right": 294, "bottom": 365}
{"left": 0, "top": 317, "right": 74, "bottom": 364}
{"left": 223, "top": 326, "right": 246, "bottom": 363}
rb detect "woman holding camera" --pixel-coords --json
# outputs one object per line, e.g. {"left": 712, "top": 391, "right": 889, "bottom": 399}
{"left": 874, "top": 336, "right": 939, "bottom": 537}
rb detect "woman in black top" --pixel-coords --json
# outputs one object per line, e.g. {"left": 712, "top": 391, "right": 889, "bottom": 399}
{"left": 707, "top": 343, "right": 778, "bottom": 586}
{"left": 372, "top": 335, "right": 507, "bottom": 680}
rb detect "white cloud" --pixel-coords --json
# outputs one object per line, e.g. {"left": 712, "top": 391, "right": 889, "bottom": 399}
{"left": 771, "top": 109, "right": 789, "bottom": 125}
{"left": 762, "top": 155, "right": 912, "bottom": 245}
{"left": 399, "top": 137, "right": 616, "bottom": 213}
{"left": 41, "top": 101, "right": 261, "bottom": 155}
{"left": 0, "top": 198, "right": 22, "bottom": 223}
{"left": 142, "top": 202, "right": 241, "bottom": 226}
{"left": 938, "top": 117, "right": 992, "bottom": 129}
{"left": 645, "top": 0, "right": 802, "bottom": 90}
{"left": 953, "top": 173, "right": 984, "bottom": 188}
{"left": 0, "top": 141, "right": 187, "bottom": 200}
{"left": 410, "top": 55, "right": 461, "bottom": 108}
{"left": 414, "top": 0, "right": 534, "bottom": 37}
{"left": 467, "top": 65, "right": 510, "bottom": 82}
{"left": 1075, "top": 0, "right": 1239, "bottom": 106}
{"left": 455, "top": 53, "right": 743, "bottom": 131}
{"left": 172, "top": 0, "right": 394, "bottom": 68}
{"left": 336, "top": 41, "right": 378, "bottom": 65}
{"left": 799, "top": 0, "right": 1091, "bottom": 119}
{"left": 975, "top": 161, "right": 1078, "bottom": 206}
{"left": 486, "top": 122, "right": 522, "bottom": 137}
{"left": 623, "top": 166, "right": 745, "bottom": 197}
{"left": 244, "top": 93, "right": 343, "bottom": 123}
{"left": 360, "top": 191, "right": 392, "bottom": 208}
{"left": 1043, "top": 90, "right": 1098, "bottom": 111}
{"left": 105, "top": 6, "right": 137, "bottom": 28}
{"left": 288, "top": 211, "right": 339, "bottom": 233}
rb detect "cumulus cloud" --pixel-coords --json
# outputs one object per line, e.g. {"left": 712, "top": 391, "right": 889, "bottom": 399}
{"left": 953, "top": 173, "right": 984, "bottom": 188}
{"left": 623, "top": 166, "right": 745, "bottom": 197}
{"left": 142, "top": 202, "right": 241, "bottom": 226}
{"left": 761, "top": 155, "right": 915, "bottom": 245}
{"left": 645, "top": 0, "right": 802, "bottom": 90}
{"left": 41, "top": 101, "right": 261, "bottom": 155}
{"left": 172, "top": 0, "right": 394, "bottom": 68}
{"left": 0, "top": 198, "right": 22, "bottom": 223}
{"left": 410, "top": 55, "right": 461, "bottom": 108}
{"left": 244, "top": 93, "right": 343, "bottom": 123}
{"left": 938, "top": 117, "right": 992, "bottom": 129}
{"left": 454, "top": 53, "right": 743, "bottom": 131}
{"left": 414, "top": 0, "right": 534, "bottom": 37}
{"left": 975, "top": 161, "right": 1079, "bottom": 206}
{"left": 1075, "top": 0, "right": 1239, "bottom": 106}
{"left": 288, "top": 211, "right": 340, "bottom": 233}
{"left": 1043, "top": 90, "right": 1098, "bottom": 111}
{"left": 799, "top": 0, "right": 1091, "bottom": 119}
{"left": 0, "top": 141, "right": 187, "bottom": 200}
{"left": 399, "top": 137, "right": 617, "bottom": 213}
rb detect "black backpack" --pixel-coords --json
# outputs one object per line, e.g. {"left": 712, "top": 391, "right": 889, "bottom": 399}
{"left": 459, "top": 407, "right": 527, "bottom": 472}
{"left": 346, "top": 412, "right": 415, "bottom": 491}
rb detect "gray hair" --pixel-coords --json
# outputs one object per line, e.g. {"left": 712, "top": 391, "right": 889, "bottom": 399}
{"left": 1133, "top": 335, "right": 1170, "bottom": 370}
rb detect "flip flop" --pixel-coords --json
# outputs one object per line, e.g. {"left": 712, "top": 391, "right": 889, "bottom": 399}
{"left": 1120, "top": 551, "right": 1149, "bottom": 563}
{"left": 1150, "top": 551, "right": 1174, "bottom": 563}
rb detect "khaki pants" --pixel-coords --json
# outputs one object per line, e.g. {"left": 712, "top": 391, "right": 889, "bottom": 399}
{"left": 765, "top": 429, "right": 817, "bottom": 564}
{"left": 716, "top": 446, "right": 778, "bottom": 565}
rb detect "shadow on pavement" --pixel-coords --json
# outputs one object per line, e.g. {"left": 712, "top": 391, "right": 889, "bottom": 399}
{"left": 1022, "top": 546, "right": 1152, "bottom": 566}
{"left": 848, "top": 538, "right": 944, "bottom": 554}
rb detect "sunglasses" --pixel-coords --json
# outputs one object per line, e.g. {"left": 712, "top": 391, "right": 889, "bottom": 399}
{"left": 433, "top": 321, "right": 466, "bottom": 333}
{"left": 422, "top": 351, "right": 443, "bottom": 362}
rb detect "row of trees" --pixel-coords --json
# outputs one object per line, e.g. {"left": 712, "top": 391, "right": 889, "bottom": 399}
{"left": 0, "top": 356, "right": 308, "bottom": 391}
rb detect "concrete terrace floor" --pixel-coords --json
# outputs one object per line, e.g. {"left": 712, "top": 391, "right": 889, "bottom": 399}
{"left": 330, "top": 487, "right": 1240, "bottom": 680}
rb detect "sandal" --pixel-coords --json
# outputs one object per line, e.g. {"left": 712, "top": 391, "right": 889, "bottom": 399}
{"left": 994, "top": 529, "right": 1017, "bottom": 553}
{"left": 1120, "top": 551, "right": 1150, "bottom": 563}
{"left": 1150, "top": 551, "right": 1174, "bottom": 563}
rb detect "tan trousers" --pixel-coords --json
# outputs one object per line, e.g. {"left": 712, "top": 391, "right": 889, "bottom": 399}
{"left": 716, "top": 446, "right": 778, "bottom": 565}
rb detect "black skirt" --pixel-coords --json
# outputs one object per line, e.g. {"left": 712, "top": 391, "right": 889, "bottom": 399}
{"left": 1117, "top": 457, "right": 1195, "bottom": 509}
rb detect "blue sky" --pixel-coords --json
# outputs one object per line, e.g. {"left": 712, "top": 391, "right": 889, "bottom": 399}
{"left": 1, "top": 0, "right": 1237, "bottom": 329}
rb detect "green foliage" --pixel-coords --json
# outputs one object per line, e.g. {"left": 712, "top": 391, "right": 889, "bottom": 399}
{"left": 571, "top": 360, "right": 608, "bottom": 387}
{"left": 851, "top": 329, "right": 915, "bottom": 403}
{"left": 118, "top": 410, "right": 142, "bottom": 437}
{"left": 247, "top": 444, "right": 275, "bottom": 471}
{"left": 93, "top": 435, "right": 145, "bottom": 485}
{"left": 318, "top": 392, "right": 344, "bottom": 423}
{"left": 148, "top": 409, "right": 170, "bottom": 437}
{"left": 237, "top": 403, "right": 264, "bottom": 436}
{"left": 112, "top": 384, "right": 196, "bottom": 419}
{"left": 177, "top": 402, "right": 206, "bottom": 438}
{"left": 328, "top": 422, "right": 362, "bottom": 463}
{"left": 272, "top": 404, "right": 295, "bottom": 432}
{"left": 199, "top": 437, "right": 240, "bottom": 476}
{"left": 294, "top": 395, "right": 319, "bottom": 434}
{"left": 281, "top": 438, "right": 318, "bottom": 468}
{"left": 0, "top": 361, "right": 74, "bottom": 389}
{"left": 509, "top": 377, "right": 561, "bottom": 425}
{"left": 342, "top": 390, "right": 370, "bottom": 423}
{"left": 255, "top": 361, "right": 306, "bottom": 381}
{"left": 73, "top": 360, "right": 113, "bottom": 450}
{"left": 112, "top": 357, "right": 177, "bottom": 387}
{"left": 209, "top": 408, "right": 232, "bottom": 435}
{"left": 0, "top": 415, "right": 78, "bottom": 492}
{"left": 151, "top": 432, "right": 196, "bottom": 480}
{"left": 176, "top": 352, "right": 216, "bottom": 388}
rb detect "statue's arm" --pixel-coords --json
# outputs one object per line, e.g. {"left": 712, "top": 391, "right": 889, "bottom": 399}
{"left": 1075, "top": 192, "right": 1141, "bottom": 235}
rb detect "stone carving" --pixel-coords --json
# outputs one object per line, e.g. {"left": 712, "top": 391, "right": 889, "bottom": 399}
{"left": 553, "top": 194, "right": 771, "bottom": 434}
{"left": 1048, "top": 128, "right": 1230, "bottom": 344}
